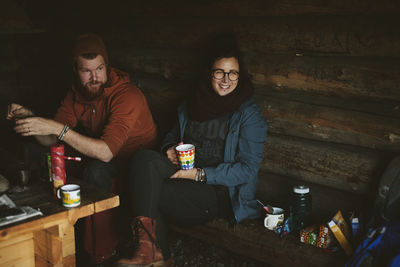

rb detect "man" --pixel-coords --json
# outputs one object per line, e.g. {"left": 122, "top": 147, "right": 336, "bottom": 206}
{"left": 6, "top": 33, "right": 157, "bottom": 264}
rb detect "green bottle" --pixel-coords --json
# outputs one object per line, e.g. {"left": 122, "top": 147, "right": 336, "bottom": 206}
{"left": 290, "top": 185, "right": 312, "bottom": 231}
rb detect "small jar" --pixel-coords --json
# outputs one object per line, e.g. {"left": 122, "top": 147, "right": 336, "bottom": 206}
{"left": 290, "top": 185, "right": 312, "bottom": 231}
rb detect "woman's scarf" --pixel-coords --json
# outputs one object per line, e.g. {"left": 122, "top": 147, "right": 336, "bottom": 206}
{"left": 189, "top": 77, "right": 254, "bottom": 122}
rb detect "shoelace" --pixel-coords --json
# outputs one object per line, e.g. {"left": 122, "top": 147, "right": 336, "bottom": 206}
{"left": 131, "top": 218, "right": 160, "bottom": 259}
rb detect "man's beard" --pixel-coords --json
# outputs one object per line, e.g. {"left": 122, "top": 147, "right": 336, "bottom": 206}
{"left": 78, "top": 81, "right": 105, "bottom": 101}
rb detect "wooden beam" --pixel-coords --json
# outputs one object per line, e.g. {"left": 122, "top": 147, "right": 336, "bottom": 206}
{"left": 33, "top": 229, "right": 62, "bottom": 264}
{"left": 258, "top": 95, "right": 400, "bottom": 151}
{"left": 104, "top": 15, "right": 400, "bottom": 57}
{"left": 94, "top": 195, "right": 120, "bottom": 213}
{"left": 0, "top": 232, "right": 34, "bottom": 267}
{"left": 261, "top": 134, "right": 389, "bottom": 194}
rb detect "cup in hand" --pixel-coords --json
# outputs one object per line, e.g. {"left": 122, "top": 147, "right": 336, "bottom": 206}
{"left": 57, "top": 184, "right": 81, "bottom": 208}
{"left": 175, "top": 144, "right": 195, "bottom": 170}
{"left": 264, "top": 207, "right": 285, "bottom": 230}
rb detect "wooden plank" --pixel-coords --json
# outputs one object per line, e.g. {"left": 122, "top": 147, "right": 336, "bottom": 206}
{"left": 67, "top": 202, "right": 94, "bottom": 225}
{"left": 35, "top": 222, "right": 75, "bottom": 261}
{"left": 108, "top": 46, "right": 400, "bottom": 102}
{"left": 45, "top": 0, "right": 400, "bottom": 19}
{"left": 62, "top": 254, "right": 76, "bottom": 266}
{"left": 35, "top": 254, "right": 51, "bottom": 267}
{"left": 33, "top": 229, "right": 62, "bottom": 264}
{"left": 254, "top": 87, "right": 400, "bottom": 119}
{"left": 94, "top": 195, "right": 120, "bottom": 213}
{"left": 247, "top": 53, "right": 400, "bottom": 101}
{"left": 261, "top": 134, "right": 390, "bottom": 194}
{"left": 0, "top": 231, "right": 33, "bottom": 248}
{"left": 0, "top": 213, "right": 70, "bottom": 242}
{"left": 0, "top": 233, "right": 34, "bottom": 267}
{"left": 35, "top": 254, "right": 64, "bottom": 267}
{"left": 258, "top": 95, "right": 400, "bottom": 151}
{"left": 57, "top": 222, "right": 75, "bottom": 259}
{"left": 103, "top": 15, "right": 400, "bottom": 57}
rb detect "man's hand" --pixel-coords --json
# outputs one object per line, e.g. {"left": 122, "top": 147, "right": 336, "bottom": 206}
{"left": 14, "top": 117, "right": 61, "bottom": 137}
{"left": 166, "top": 142, "right": 183, "bottom": 166}
{"left": 170, "top": 168, "right": 197, "bottom": 180}
{"left": 6, "top": 103, "right": 34, "bottom": 120}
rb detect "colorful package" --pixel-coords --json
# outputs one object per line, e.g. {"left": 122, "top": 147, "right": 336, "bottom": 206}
{"left": 333, "top": 210, "right": 351, "bottom": 240}
{"left": 300, "top": 224, "right": 333, "bottom": 248}
{"left": 328, "top": 220, "right": 353, "bottom": 256}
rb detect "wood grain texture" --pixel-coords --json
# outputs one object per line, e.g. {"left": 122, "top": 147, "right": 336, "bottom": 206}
{"left": 108, "top": 46, "right": 400, "bottom": 103}
{"left": 248, "top": 53, "right": 400, "bottom": 101}
{"left": 47, "top": 0, "right": 400, "bottom": 19}
{"left": 258, "top": 94, "right": 400, "bottom": 150}
{"left": 33, "top": 230, "right": 62, "bottom": 264}
{"left": 0, "top": 233, "right": 34, "bottom": 267}
{"left": 102, "top": 15, "right": 400, "bottom": 57}
{"left": 261, "top": 134, "right": 389, "bottom": 194}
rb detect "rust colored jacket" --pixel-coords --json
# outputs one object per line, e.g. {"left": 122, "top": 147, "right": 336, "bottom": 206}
{"left": 54, "top": 67, "right": 157, "bottom": 158}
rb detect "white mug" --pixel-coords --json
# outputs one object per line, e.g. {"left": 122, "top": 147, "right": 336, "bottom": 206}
{"left": 57, "top": 184, "right": 81, "bottom": 208}
{"left": 264, "top": 207, "right": 285, "bottom": 230}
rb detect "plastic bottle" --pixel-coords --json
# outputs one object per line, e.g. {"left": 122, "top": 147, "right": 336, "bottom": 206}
{"left": 290, "top": 185, "right": 312, "bottom": 231}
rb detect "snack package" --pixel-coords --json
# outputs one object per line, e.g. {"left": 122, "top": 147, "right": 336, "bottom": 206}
{"left": 328, "top": 220, "right": 353, "bottom": 256}
{"left": 317, "top": 224, "right": 332, "bottom": 248}
{"left": 300, "top": 224, "right": 333, "bottom": 248}
{"left": 332, "top": 210, "right": 351, "bottom": 240}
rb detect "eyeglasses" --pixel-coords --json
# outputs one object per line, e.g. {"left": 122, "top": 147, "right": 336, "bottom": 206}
{"left": 212, "top": 69, "right": 240, "bottom": 81}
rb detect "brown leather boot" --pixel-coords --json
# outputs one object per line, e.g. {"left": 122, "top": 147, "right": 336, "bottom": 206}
{"left": 116, "top": 216, "right": 164, "bottom": 267}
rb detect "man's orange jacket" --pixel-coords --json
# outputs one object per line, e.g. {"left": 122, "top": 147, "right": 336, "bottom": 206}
{"left": 54, "top": 67, "right": 157, "bottom": 158}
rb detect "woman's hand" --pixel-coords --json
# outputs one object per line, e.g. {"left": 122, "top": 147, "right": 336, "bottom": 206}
{"left": 166, "top": 142, "right": 183, "bottom": 166}
{"left": 170, "top": 168, "right": 197, "bottom": 180}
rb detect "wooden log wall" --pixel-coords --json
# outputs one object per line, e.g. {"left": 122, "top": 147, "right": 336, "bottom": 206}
{"left": 96, "top": 1, "right": 400, "bottom": 198}
{"left": 1, "top": 1, "right": 400, "bottom": 204}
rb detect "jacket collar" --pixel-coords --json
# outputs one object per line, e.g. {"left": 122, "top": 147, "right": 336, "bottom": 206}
{"left": 72, "top": 67, "right": 131, "bottom": 104}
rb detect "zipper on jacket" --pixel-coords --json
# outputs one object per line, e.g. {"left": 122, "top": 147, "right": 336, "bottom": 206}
{"left": 90, "top": 104, "right": 95, "bottom": 133}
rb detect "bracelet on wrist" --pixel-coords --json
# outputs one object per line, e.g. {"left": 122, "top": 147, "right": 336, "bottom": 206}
{"left": 58, "top": 125, "right": 70, "bottom": 141}
{"left": 195, "top": 168, "right": 207, "bottom": 183}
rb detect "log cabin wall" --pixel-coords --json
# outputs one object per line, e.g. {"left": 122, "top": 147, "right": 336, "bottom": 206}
{"left": 1, "top": 1, "right": 400, "bottom": 218}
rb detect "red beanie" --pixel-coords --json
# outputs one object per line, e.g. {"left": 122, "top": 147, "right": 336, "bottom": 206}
{"left": 71, "top": 33, "right": 109, "bottom": 65}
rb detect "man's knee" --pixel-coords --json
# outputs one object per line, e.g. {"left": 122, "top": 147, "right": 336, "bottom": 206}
{"left": 83, "top": 159, "right": 117, "bottom": 190}
{"left": 129, "top": 149, "right": 163, "bottom": 168}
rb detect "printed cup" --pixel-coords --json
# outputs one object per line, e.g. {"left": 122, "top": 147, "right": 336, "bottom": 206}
{"left": 57, "top": 184, "right": 81, "bottom": 208}
{"left": 264, "top": 207, "right": 285, "bottom": 230}
{"left": 176, "top": 144, "right": 195, "bottom": 170}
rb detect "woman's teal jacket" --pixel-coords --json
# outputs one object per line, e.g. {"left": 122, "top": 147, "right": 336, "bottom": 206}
{"left": 162, "top": 98, "right": 268, "bottom": 222}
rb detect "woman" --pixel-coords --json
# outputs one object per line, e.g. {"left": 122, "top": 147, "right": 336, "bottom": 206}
{"left": 117, "top": 39, "right": 268, "bottom": 267}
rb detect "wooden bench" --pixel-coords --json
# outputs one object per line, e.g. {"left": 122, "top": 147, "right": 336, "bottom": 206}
{"left": 170, "top": 172, "right": 367, "bottom": 267}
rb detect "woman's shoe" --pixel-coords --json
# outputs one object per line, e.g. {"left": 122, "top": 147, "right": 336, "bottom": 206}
{"left": 116, "top": 216, "right": 164, "bottom": 267}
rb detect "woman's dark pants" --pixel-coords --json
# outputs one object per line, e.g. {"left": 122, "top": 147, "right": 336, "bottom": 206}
{"left": 129, "top": 150, "right": 233, "bottom": 259}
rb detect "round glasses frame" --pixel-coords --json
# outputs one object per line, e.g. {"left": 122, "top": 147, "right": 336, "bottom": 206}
{"left": 212, "top": 69, "right": 240, "bottom": 81}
